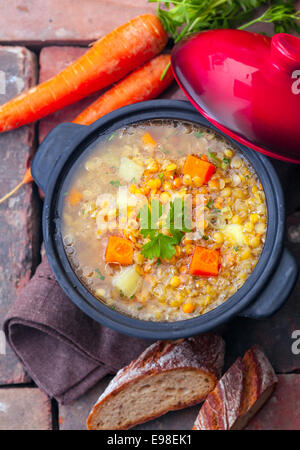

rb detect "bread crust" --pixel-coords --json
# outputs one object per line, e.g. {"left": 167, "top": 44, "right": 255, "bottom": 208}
{"left": 193, "top": 345, "right": 278, "bottom": 430}
{"left": 87, "top": 334, "right": 225, "bottom": 430}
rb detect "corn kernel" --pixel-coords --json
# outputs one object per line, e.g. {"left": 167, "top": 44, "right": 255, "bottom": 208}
{"left": 252, "top": 185, "right": 258, "bottom": 194}
{"left": 233, "top": 188, "right": 244, "bottom": 199}
{"left": 208, "top": 178, "right": 219, "bottom": 190}
{"left": 134, "top": 253, "right": 144, "bottom": 265}
{"left": 213, "top": 232, "right": 224, "bottom": 244}
{"left": 173, "top": 177, "right": 182, "bottom": 188}
{"left": 221, "top": 187, "right": 232, "bottom": 197}
{"left": 238, "top": 272, "right": 248, "bottom": 280}
{"left": 231, "top": 156, "right": 242, "bottom": 169}
{"left": 224, "top": 148, "right": 233, "bottom": 158}
{"left": 182, "top": 303, "right": 195, "bottom": 314}
{"left": 249, "top": 236, "right": 260, "bottom": 248}
{"left": 183, "top": 174, "right": 192, "bottom": 186}
{"left": 163, "top": 181, "right": 173, "bottom": 191}
{"left": 240, "top": 247, "right": 251, "bottom": 260}
{"left": 175, "top": 245, "right": 181, "bottom": 257}
{"left": 95, "top": 288, "right": 106, "bottom": 298}
{"left": 170, "top": 276, "right": 181, "bottom": 288}
{"left": 244, "top": 221, "right": 254, "bottom": 232}
{"left": 129, "top": 184, "right": 137, "bottom": 194}
{"left": 249, "top": 213, "right": 259, "bottom": 224}
{"left": 147, "top": 178, "right": 161, "bottom": 189}
{"left": 160, "top": 191, "right": 171, "bottom": 204}
{"left": 192, "top": 176, "right": 203, "bottom": 187}
{"left": 155, "top": 312, "right": 162, "bottom": 320}
{"left": 232, "top": 215, "right": 242, "bottom": 225}
{"left": 170, "top": 300, "right": 179, "bottom": 307}
{"left": 185, "top": 244, "right": 194, "bottom": 255}
{"left": 255, "top": 222, "right": 266, "bottom": 234}
{"left": 146, "top": 159, "right": 159, "bottom": 173}
{"left": 165, "top": 163, "right": 177, "bottom": 172}
{"left": 135, "top": 265, "right": 144, "bottom": 276}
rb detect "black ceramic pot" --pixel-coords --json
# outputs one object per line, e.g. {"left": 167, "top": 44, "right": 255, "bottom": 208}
{"left": 32, "top": 100, "right": 298, "bottom": 339}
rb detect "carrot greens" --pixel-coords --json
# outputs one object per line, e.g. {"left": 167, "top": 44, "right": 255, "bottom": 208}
{"left": 150, "top": 1, "right": 300, "bottom": 43}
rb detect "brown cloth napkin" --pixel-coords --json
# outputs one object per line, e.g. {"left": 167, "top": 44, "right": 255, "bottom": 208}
{"left": 3, "top": 257, "right": 152, "bottom": 404}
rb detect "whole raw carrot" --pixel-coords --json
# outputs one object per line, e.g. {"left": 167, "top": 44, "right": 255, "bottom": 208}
{"left": 73, "top": 54, "right": 173, "bottom": 125}
{"left": 0, "top": 14, "right": 167, "bottom": 133}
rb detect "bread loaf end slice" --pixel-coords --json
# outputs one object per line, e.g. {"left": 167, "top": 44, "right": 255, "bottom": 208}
{"left": 193, "top": 345, "right": 277, "bottom": 430}
{"left": 87, "top": 334, "right": 225, "bottom": 430}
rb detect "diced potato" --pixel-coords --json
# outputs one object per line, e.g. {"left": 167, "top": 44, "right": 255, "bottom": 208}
{"left": 112, "top": 265, "right": 142, "bottom": 298}
{"left": 118, "top": 157, "right": 144, "bottom": 184}
{"left": 222, "top": 224, "right": 246, "bottom": 246}
{"left": 101, "top": 153, "right": 120, "bottom": 168}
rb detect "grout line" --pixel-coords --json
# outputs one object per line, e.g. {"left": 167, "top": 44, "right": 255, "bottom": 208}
{"left": 0, "top": 382, "right": 36, "bottom": 389}
{"left": 51, "top": 398, "right": 59, "bottom": 430}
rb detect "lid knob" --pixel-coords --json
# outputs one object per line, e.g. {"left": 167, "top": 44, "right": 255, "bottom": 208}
{"left": 270, "top": 33, "right": 300, "bottom": 74}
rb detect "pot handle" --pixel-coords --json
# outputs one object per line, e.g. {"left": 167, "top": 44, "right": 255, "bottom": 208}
{"left": 32, "top": 122, "right": 86, "bottom": 193}
{"left": 239, "top": 248, "right": 298, "bottom": 319}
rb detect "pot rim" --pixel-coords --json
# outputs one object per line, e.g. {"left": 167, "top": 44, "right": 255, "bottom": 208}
{"left": 41, "top": 100, "right": 285, "bottom": 339}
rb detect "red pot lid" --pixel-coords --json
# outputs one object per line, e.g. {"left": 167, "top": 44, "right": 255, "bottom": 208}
{"left": 171, "top": 29, "right": 300, "bottom": 163}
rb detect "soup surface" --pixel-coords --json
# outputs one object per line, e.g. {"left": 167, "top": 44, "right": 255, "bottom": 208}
{"left": 62, "top": 120, "right": 267, "bottom": 322}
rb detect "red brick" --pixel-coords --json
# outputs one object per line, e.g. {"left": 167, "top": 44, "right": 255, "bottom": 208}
{"left": 0, "top": 387, "right": 52, "bottom": 430}
{"left": 59, "top": 376, "right": 112, "bottom": 430}
{"left": 247, "top": 375, "right": 300, "bottom": 430}
{"left": 0, "top": 46, "right": 40, "bottom": 385}
{"left": 0, "top": 0, "right": 156, "bottom": 46}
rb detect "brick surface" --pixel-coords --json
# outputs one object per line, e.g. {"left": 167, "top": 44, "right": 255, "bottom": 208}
{"left": 59, "top": 376, "right": 113, "bottom": 430}
{"left": 0, "top": 387, "right": 52, "bottom": 430}
{"left": 0, "top": 46, "right": 40, "bottom": 385}
{"left": 246, "top": 375, "right": 300, "bottom": 430}
{"left": 0, "top": 0, "right": 156, "bottom": 46}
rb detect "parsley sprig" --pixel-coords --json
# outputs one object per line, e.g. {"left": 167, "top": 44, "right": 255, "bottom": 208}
{"left": 139, "top": 198, "right": 191, "bottom": 260}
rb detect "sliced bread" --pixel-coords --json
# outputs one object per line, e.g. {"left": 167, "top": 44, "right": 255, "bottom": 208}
{"left": 193, "top": 345, "right": 277, "bottom": 430}
{"left": 87, "top": 333, "right": 225, "bottom": 430}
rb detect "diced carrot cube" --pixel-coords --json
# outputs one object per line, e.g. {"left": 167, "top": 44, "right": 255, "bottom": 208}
{"left": 142, "top": 132, "right": 157, "bottom": 147}
{"left": 67, "top": 189, "right": 83, "bottom": 206}
{"left": 189, "top": 246, "right": 220, "bottom": 277}
{"left": 105, "top": 236, "right": 133, "bottom": 265}
{"left": 183, "top": 155, "right": 215, "bottom": 184}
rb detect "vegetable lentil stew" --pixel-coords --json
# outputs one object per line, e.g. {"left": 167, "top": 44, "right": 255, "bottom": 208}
{"left": 61, "top": 120, "right": 267, "bottom": 322}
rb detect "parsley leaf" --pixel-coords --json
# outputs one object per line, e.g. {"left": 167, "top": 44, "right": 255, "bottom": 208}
{"left": 110, "top": 180, "right": 121, "bottom": 187}
{"left": 206, "top": 198, "right": 213, "bottom": 209}
{"left": 208, "top": 151, "right": 222, "bottom": 168}
{"left": 194, "top": 131, "right": 203, "bottom": 138}
{"left": 139, "top": 198, "right": 191, "bottom": 260}
{"left": 95, "top": 269, "right": 105, "bottom": 280}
